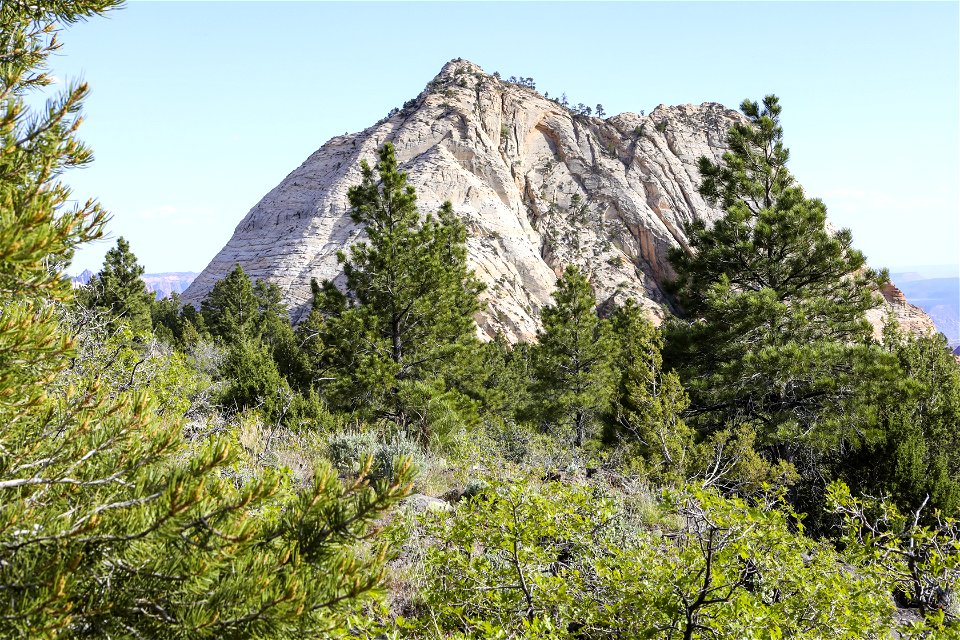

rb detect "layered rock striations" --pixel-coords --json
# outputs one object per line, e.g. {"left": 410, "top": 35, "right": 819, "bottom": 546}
{"left": 183, "top": 59, "right": 935, "bottom": 341}
{"left": 183, "top": 60, "right": 737, "bottom": 340}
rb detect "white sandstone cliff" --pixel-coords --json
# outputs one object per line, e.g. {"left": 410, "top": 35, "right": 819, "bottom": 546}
{"left": 183, "top": 59, "right": 933, "bottom": 341}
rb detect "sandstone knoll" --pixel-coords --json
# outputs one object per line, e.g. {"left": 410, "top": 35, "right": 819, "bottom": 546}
{"left": 183, "top": 59, "right": 934, "bottom": 341}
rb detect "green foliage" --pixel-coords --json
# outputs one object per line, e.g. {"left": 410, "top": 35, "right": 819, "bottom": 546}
{"left": 0, "top": 0, "right": 115, "bottom": 478}
{"left": 200, "top": 264, "right": 315, "bottom": 421}
{"left": 482, "top": 419, "right": 537, "bottom": 465}
{"left": 78, "top": 236, "right": 155, "bottom": 332}
{"left": 394, "top": 377, "right": 480, "bottom": 450}
{"left": 607, "top": 300, "right": 692, "bottom": 481}
{"left": 151, "top": 292, "right": 208, "bottom": 348}
{"left": 603, "top": 302, "right": 796, "bottom": 492}
{"left": 202, "top": 266, "right": 305, "bottom": 369}
{"left": 841, "top": 325, "right": 960, "bottom": 516}
{"left": 326, "top": 429, "right": 381, "bottom": 475}
{"left": 411, "top": 479, "right": 892, "bottom": 639}
{"left": 309, "top": 143, "right": 485, "bottom": 437}
{"left": 0, "top": 3, "right": 411, "bottom": 636}
{"left": 530, "top": 265, "right": 616, "bottom": 446}
{"left": 418, "top": 480, "right": 613, "bottom": 638}
{"left": 219, "top": 333, "right": 289, "bottom": 414}
{"left": 665, "top": 95, "right": 887, "bottom": 486}
{"left": 64, "top": 304, "right": 209, "bottom": 418}
{"left": 828, "top": 481, "right": 960, "bottom": 633}
{"left": 327, "top": 427, "right": 425, "bottom": 483}
{"left": 638, "top": 488, "right": 892, "bottom": 640}
{"left": 451, "top": 333, "right": 531, "bottom": 423}
{"left": 201, "top": 263, "right": 262, "bottom": 341}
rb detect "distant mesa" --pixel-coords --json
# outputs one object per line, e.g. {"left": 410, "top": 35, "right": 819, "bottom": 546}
{"left": 72, "top": 271, "right": 197, "bottom": 300}
{"left": 142, "top": 272, "right": 198, "bottom": 299}
{"left": 180, "top": 58, "right": 939, "bottom": 343}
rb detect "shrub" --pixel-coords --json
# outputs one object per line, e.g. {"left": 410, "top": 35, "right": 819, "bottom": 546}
{"left": 374, "top": 432, "right": 425, "bottom": 481}
{"left": 327, "top": 428, "right": 380, "bottom": 475}
{"left": 327, "top": 428, "right": 426, "bottom": 482}
{"left": 406, "top": 480, "right": 893, "bottom": 639}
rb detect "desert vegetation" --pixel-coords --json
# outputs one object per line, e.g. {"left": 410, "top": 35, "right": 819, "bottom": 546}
{"left": 2, "top": 2, "right": 959, "bottom": 638}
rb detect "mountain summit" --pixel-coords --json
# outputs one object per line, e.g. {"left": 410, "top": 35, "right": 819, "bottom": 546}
{"left": 182, "top": 59, "right": 931, "bottom": 340}
{"left": 182, "top": 59, "right": 738, "bottom": 339}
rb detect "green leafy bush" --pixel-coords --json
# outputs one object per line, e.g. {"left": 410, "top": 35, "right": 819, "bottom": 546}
{"left": 408, "top": 479, "right": 893, "bottom": 639}
{"left": 828, "top": 481, "right": 960, "bottom": 634}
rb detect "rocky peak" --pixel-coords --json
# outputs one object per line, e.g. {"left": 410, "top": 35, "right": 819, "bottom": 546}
{"left": 881, "top": 282, "right": 908, "bottom": 305}
{"left": 71, "top": 268, "right": 95, "bottom": 286}
{"left": 182, "top": 59, "right": 935, "bottom": 342}
{"left": 435, "top": 58, "right": 485, "bottom": 80}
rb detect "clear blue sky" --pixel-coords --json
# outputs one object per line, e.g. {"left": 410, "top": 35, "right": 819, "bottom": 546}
{"left": 51, "top": 1, "right": 958, "bottom": 275}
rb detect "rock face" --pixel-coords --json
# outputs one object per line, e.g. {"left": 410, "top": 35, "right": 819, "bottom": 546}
{"left": 71, "top": 269, "right": 95, "bottom": 286}
{"left": 867, "top": 282, "right": 938, "bottom": 339}
{"left": 183, "top": 59, "right": 735, "bottom": 341}
{"left": 183, "top": 59, "right": 935, "bottom": 342}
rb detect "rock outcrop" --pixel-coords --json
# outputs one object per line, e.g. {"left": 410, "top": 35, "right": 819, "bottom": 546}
{"left": 71, "top": 269, "right": 95, "bottom": 287}
{"left": 866, "top": 282, "right": 938, "bottom": 340}
{"left": 182, "top": 59, "right": 736, "bottom": 341}
{"left": 183, "top": 59, "right": 935, "bottom": 342}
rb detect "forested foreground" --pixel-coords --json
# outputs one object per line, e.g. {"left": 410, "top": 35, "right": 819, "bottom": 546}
{"left": 3, "top": 2, "right": 959, "bottom": 638}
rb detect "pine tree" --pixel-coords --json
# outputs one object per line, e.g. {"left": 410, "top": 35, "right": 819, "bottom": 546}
{"left": 219, "top": 332, "right": 289, "bottom": 414}
{"left": 665, "top": 96, "right": 886, "bottom": 461}
{"left": 0, "top": 3, "right": 410, "bottom": 635}
{"left": 201, "top": 265, "right": 315, "bottom": 417}
{"left": 607, "top": 300, "right": 692, "bottom": 481}
{"left": 201, "top": 263, "right": 261, "bottom": 340}
{"left": 456, "top": 333, "right": 532, "bottom": 423}
{"left": 531, "top": 265, "right": 616, "bottom": 446}
{"left": 151, "top": 292, "right": 208, "bottom": 348}
{"left": 310, "top": 143, "right": 485, "bottom": 432}
{"left": 78, "top": 236, "right": 155, "bottom": 332}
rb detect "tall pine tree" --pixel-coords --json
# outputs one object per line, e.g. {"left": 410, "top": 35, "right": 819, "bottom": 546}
{"left": 308, "top": 143, "right": 485, "bottom": 434}
{"left": 607, "top": 300, "right": 692, "bottom": 480}
{"left": 78, "top": 236, "right": 154, "bottom": 332}
{"left": 665, "top": 96, "right": 886, "bottom": 464}
{"left": 201, "top": 263, "right": 263, "bottom": 341}
{"left": 530, "top": 265, "right": 616, "bottom": 446}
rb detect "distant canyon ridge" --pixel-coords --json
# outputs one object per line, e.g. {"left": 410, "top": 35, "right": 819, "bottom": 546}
{"left": 150, "top": 58, "right": 935, "bottom": 342}
{"left": 73, "top": 269, "right": 198, "bottom": 301}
